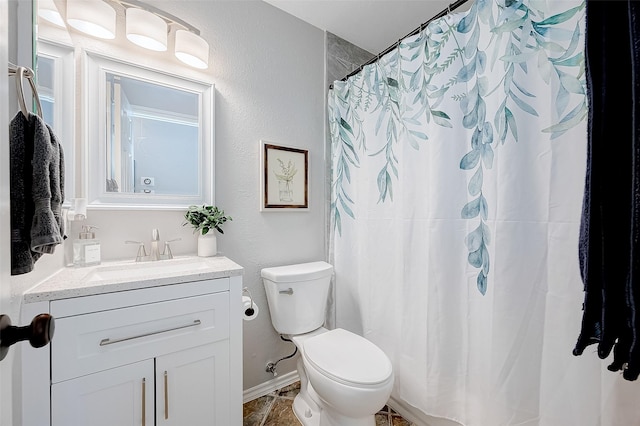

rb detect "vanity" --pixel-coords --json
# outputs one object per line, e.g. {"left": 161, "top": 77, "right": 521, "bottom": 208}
{"left": 18, "top": 256, "right": 243, "bottom": 426}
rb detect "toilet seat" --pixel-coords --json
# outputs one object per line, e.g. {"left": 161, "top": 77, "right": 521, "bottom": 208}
{"left": 302, "top": 328, "right": 393, "bottom": 387}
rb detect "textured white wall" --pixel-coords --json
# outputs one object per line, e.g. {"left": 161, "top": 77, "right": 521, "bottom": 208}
{"left": 199, "top": 1, "right": 326, "bottom": 388}
{"left": 12, "top": 0, "right": 326, "bottom": 391}
{"left": 158, "top": 0, "right": 326, "bottom": 390}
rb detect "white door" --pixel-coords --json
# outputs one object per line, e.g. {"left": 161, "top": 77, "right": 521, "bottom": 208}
{"left": 51, "top": 360, "right": 154, "bottom": 426}
{"left": 1, "top": 0, "right": 16, "bottom": 424}
{"left": 156, "top": 342, "right": 230, "bottom": 426}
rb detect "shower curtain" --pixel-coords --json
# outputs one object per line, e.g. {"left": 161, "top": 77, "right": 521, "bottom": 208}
{"left": 328, "top": 1, "right": 640, "bottom": 425}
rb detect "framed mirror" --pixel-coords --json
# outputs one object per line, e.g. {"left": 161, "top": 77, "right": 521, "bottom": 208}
{"left": 84, "top": 53, "right": 214, "bottom": 209}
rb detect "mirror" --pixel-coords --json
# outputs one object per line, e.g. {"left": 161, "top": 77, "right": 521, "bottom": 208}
{"left": 106, "top": 74, "right": 199, "bottom": 195}
{"left": 36, "top": 39, "right": 75, "bottom": 205}
{"left": 36, "top": 0, "right": 214, "bottom": 209}
{"left": 85, "top": 52, "right": 213, "bottom": 208}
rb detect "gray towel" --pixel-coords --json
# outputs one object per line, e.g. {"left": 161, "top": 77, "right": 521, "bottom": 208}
{"left": 30, "top": 113, "right": 65, "bottom": 253}
{"left": 10, "top": 111, "right": 66, "bottom": 275}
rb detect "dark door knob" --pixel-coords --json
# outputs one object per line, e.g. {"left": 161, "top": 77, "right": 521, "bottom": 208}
{"left": 0, "top": 313, "right": 55, "bottom": 361}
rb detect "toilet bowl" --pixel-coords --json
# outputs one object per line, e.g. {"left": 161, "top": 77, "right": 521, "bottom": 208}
{"left": 294, "top": 328, "right": 393, "bottom": 425}
{"left": 262, "top": 262, "right": 394, "bottom": 426}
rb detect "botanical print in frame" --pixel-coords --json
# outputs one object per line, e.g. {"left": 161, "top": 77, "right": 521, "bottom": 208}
{"left": 261, "top": 141, "right": 308, "bottom": 210}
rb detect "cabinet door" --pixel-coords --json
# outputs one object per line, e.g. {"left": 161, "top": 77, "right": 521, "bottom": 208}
{"left": 51, "top": 360, "right": 154, "bottom": 426}
{"left": 156, "top": 342, "right": 230, "bottom": 426}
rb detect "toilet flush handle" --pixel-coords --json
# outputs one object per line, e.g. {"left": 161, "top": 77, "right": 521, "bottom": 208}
{"left": 279, "top": 288, "right": 294, "bottom": 295}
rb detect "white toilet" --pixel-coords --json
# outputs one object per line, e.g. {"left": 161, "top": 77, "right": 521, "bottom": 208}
{"left": 262, "top": 261, "right": 394, "bottom": 426}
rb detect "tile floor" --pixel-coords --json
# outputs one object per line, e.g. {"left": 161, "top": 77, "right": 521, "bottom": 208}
{"left": 242, "top": 381, "right": 416, "bottom": 426}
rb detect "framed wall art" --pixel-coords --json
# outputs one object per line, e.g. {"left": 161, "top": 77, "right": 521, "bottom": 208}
{"left": 260, "top": 141, "right": 308, "bottom": 210}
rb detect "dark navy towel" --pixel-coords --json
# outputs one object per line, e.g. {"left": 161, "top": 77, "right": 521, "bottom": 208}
{"left": 574, "top": 0, "right": 640, "bottom": 381}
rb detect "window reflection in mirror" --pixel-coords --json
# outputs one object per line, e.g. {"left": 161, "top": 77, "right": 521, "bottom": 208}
{"left": 37, "top": 56, "right": 55, "bottom": 125}
{"left": 105, "top": 73, "right": 199, "bottom": 196}
{"left": 36, "top": 40, "right": 75, "bottom": 204}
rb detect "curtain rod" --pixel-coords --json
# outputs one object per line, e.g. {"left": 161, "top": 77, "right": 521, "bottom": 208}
{"left": 330, "top": 0, "right": 471, "bottom": 88}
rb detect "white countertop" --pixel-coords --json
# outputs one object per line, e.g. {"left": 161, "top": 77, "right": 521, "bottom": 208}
{"left": 23, "top": 256, "right": 244, "bottom": 303}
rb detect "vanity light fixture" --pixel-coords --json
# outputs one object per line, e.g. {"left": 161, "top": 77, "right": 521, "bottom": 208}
{"left": 38, "top": 0, "right": 66, "bottom": 28}
{"left": 66, "top": 0, "right": 116, "bottom": 40}
{"left": 174, "top": 29, "right": 209, "bottom": 69}
{"left": 125, "top": 8, "right": 168, "bottom": 52}
{"left": 60, "top": 0, "right": 210, "bottom": 69}
{"left": 117, "top": 0, "right": 209, "bottom": 69}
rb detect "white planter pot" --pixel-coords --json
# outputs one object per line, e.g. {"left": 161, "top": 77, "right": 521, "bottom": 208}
{"left": 197, "top": 232, "right": 217, "bottom": 257}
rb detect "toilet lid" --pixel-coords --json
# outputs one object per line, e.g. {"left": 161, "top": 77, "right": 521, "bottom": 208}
{"left": 303, "top": 328, "right": 392, "bottom": 386}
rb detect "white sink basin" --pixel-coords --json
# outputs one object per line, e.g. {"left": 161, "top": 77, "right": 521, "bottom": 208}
{"left": 85, "top": 257, "right": 211, "bottom": 283}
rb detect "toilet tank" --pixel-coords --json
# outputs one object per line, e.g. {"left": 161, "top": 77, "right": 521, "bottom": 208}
{"left": 262, "top": 261, "right": 334, "bottom": 335}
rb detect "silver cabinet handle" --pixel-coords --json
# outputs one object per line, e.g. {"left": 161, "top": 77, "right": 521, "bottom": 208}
{"left": 279, "top": 288, "right": 293, "bottom": 295}
{"left": 141, "top": 378, "right": 146, "bottom": 426}
{"left": 99, "top": 319, "right": 201, "bottom": 346}
{"left": 164, "top": 371, "right": 169, "bottom": 420}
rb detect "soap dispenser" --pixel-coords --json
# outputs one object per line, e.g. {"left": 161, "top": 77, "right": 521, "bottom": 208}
{"left": 73, "top": 225, "right": 101, "bottom": 267}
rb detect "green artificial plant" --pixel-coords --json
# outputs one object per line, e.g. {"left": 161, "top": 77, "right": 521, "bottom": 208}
{"left": 183, "top": 205, "right": 232, "bottom": 235}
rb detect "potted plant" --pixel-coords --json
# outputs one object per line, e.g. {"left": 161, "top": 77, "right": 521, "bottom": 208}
{"left": 183, "top": 205, "right": 232, "bottom": 257}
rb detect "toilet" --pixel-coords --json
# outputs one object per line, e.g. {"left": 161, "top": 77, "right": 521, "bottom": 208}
{"left": 262, "top": 261, "right": 394, "bottom": 426}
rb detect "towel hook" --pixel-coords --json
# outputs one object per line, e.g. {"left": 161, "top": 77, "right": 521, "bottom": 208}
{"left": 14, "top": 67, "right": 28, "bottom": 118}
{"left": 10, "top": 65, "right": 43, "bottom": 118}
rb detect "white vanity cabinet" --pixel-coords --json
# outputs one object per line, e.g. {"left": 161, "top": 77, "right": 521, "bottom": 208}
{"left": 18, "top": 257, "right": 243, "bottom": 426}
{"left": 51, "top": 342, "right": 228, "bottom": 426}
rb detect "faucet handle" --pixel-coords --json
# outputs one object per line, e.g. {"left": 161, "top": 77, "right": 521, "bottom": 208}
{"left": 152, "top": 229, "right": 160, "bottom": 241}
{"left": 125, "top": 240, "right": 148, "bottom": 262}
{"left": 161, "top": 238, "right": 181, "bottom": 259}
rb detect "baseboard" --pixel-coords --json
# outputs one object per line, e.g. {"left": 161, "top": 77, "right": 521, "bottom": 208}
{"left": 387, "top": 396, "right": 464, "bottom": 426}
{"left": 243, "top": 371, "right": 300, "bottom": 403}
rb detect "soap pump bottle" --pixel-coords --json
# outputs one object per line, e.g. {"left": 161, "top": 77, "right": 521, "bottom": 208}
{"left": 73, "top": 225, "right": 101, "bottom": 267}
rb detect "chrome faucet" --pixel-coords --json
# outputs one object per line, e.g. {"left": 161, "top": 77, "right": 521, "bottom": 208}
{"left": 125, "top": 240, "right": 148, "bottom": 262}
{"left": 125, "top": 229, "right": 180, "bottom": 262}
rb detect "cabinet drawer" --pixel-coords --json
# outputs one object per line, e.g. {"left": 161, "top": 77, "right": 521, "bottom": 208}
{"left": 52, "top": 292, "right": 229, "bottom": 383}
